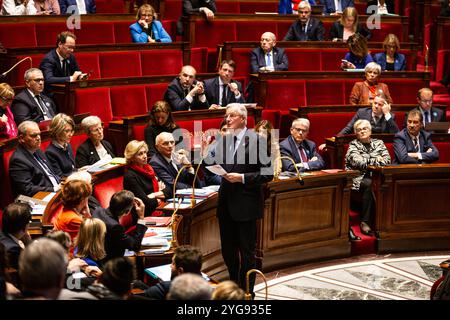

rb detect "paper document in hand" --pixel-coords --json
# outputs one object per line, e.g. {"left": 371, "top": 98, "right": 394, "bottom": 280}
{"left": 141, "top": 237, "right": 169, "bottom": 247}
{"left": 206, "top": 165, "right": 227, "bottom": 176}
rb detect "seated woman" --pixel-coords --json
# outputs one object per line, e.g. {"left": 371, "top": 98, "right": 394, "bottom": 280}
{"left": 75, "top": 115, "right": 115, "bottom": 168}
{"left": 330, "top": 7, "right": 371, "bottom": 42}
{"left": 53, "top": 179, "right": 92, "bottom": 242}
{"left": 74, "top": 218, "right": 107, "bottom": 269}
{"left": 0, "top": 83, "right": 18, "bottom": 140}
{"left": 341, "top": 33, "right": 373, "bottom": 70}
{"left": 45, "top": 113, "right": 76, "bottom": 178}
{"left": 345, "top": 119, "right": 390, "bottom": 236}
{"left": 349, "top": 62, "right": 393, "bottom": 105}
{"left": 254, "top": 120, "right": 281, "bottom": 178}
{"left": 34, "top": 0, "right": 60, "bottom": 14}
{"left": 123, "top": 140, "right": 171, "bottom": 217}
{"left": 130, "top": 4, "right": 172, "bottom": 43}
{"left": 373, "top": 34, "right": 406, "bottom": 71}
{"left": 144, "top": 101, "right": 182, "bottom": 157}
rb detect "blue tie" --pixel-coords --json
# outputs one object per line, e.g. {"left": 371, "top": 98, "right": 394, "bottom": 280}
{"left": 266, "top": 53, "right": 272, "bottom": 68}
{"left": 424, "top": 111, "right": 430, "bottom": 124}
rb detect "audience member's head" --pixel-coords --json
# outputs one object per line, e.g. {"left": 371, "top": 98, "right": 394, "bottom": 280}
{"left": 99, "top": 257, "right": 136, "bottom": 299}
{"left": 353, "top": 119, "right": 372, "bottom": 143}
{"left": 74, "top": 218, "right": 107, "bottom": 262}
{"left": 225, "top": 103, "right": 247, "bottom": 131}
{"left": 297, "top": 1, "right": 312, "bottom": 24}
{"left": 371, "top": 93, "right": 388, "bottom": 117}
{"left": 49, "top": 113, "right": 75, "bottom": 145}
{"left": 61, "top": 179, "right": 92, "bottom": 208}
{"left": 290, "top": 118, "right": 310, "bottom": 144}
{"left": 155, "top": 132, "right": 176, "bottom": 158}
{"left": 18, "top": 121, "right": 41, "bottom": 152}
{"left": 218, "top": 60, "right": 236, "bottom": 85}
{"left": 347, "top": 33, "right": 368, "bottom": 59}
{"left": 417, "top": 88, "right": 434, "bottom": 111}
{"left": 212, "top": 280, "right": 245, "bottom": 300}
{"left": 136, "top": 3, "right": 156, "bottom": 21}
{"left": 260, "top": 32, "right": 276, "bottom": 53}
{"left": 24, "top": 68, "right": 45, "bottom": 95}
{"left": 81, "top": 115, "right": 104, "bottom": 144}
{"left": 382, "top": 33, "right": 400, "bottom": 56}
{"left": 340, "top": 6, "right": 359, "bottom": 32}
{"left": 149, "top": 100, "right": 176, "bottom": 129}
{"left": 179, "top": 65, "right": 197, "bottom": 89}
{"left": 2, "top": 202, "right": 32, "bottom": 236}
{"left": 66, "top": 170, "right": 93, "bottom": 185}
{"left": 45, "top": 230, "right": 72, "bottom": 253}
{"left": 364, "top": 62, "right": 381, "bottom": 85}
{"left": 108, "top": 190, "right": 135, "bottom": 219}
{"left": 19, "top": 238, "right": 68, "bottom": 299}
{"left": 171, "top": 245, "right": 202, "bottom": 280}
{"left": 167, "top": 273, "right": 212, "bottom": 300}
{"left": 56, "top": 31, "right": 76, "bottom": 58}
{"left": 406, "top": 109, "right": 423, "bottom": 136}
{"left": 0, "top": 83, "right": 15, "bottom": 108}
{"left": 124, "top": 140, "right": 148, "bottom": 165}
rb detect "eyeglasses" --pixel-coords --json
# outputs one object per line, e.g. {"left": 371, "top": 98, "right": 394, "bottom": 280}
{"left": 420, "top": 99, "right": 433, "bottom": 104}
{"left": 225, "top": 113, "right": 240, "bottom": 119}
{"left": 292, "top": 127, "right": 307, "bottom": 133}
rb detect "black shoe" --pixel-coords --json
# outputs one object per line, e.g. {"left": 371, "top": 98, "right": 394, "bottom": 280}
{"left": 349, "top": 227, "right": 361, "bottom": 241}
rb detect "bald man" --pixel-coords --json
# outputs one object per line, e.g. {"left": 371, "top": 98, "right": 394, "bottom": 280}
{"left": 164, "top": 65, "right": 210, "bottom": 111}
{"left": 250, "top": 32, "right": 289, "bottom": 73}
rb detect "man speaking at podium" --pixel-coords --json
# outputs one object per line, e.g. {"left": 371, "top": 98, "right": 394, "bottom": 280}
{"left": 205, "top": 104, "right": 273, "bottom": 298}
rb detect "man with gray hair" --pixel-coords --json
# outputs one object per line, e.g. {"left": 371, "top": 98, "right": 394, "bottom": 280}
{"left": 166, "top": 273, "right": 212, "bottom": 300}
{"left": 9, "top": 121, "right": 61, "bottom": 197}
{"left": 283, "top": 1, "right": 325, "bottom": 41}
{"left": 11, "top": 68, "right": 57, "bottom": 125}
{"left": 280, "top": 118, "right": 325, "bottom": 172}
{"left": 250, "top": 32, "right": 289, "bottom": 73}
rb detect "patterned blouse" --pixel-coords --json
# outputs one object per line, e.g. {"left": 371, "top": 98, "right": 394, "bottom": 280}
{"left": 345, "top": 138, "right": 391, "bottom": 190}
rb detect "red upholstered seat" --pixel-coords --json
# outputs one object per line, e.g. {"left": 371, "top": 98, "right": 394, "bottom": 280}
{"left": 35, "top": 22, "right": 69, "bottom": 46}
{"left": 74, "top": 22, "right": 115, "bottom": 45}
{"left": 110, "top": 85, "right": 148, "bottom": 118}
{"left": 0, "top": 23, "right": 36, "bottom": 48}
{"left": 161, "top": 20, "right": 177, "bottom": 40}
{"left": 99, "top": 51, "right": 142, "bottom": 78}
{"left": 383, "top": 79, "right": 426, "bottom": 104}
{"left": 436, "top": 50, "right": 450, "bottom": 83}
{"left": 308, "top": 113, "right": 354, "bottom": 147}
{"left": 133, "top": 124, "right": 147, "bottom": 141}
{"left": 11, "top": 54, "right": 44, "bottom": 87}
{"left": 434, "top": 142, "right": 450, "bottom": 163}
{"left": 369, "top": 22, "right": 404, "bottom": 42}
{"left": 265, "top": 80, "right": 307, "bottom": 109}
{"left": 1, "top": 148, "right": 15, "bottom": 208}
{"left": 190, "top": 47, "right": 209, "bottom": 73}
{"left": 74, "top": 52, "right": 101, "bottom": 80}
{"left": 162, "top": 0, "right": 182, "bottom": 20}
{"left": 240, "top": 2, "right": 278, "bottom": 13}
{"left": 140, "top": 50, "right": 183, "bottom": 76}
{"left": 277, "top": 21, "right": 294, "bottom": 40}
{"left": 231, "top": 48, "right": 252, "bottom": 77}
{"left": 71, "top": 134, "right": 88, "bottom": 156}
{"left": 216, "top": 1, "right": 240, "bottom": 13}
{"left": 96, "top": 0, "right": 125, "bottom": 13}
{"left": 113, "top": 21, "right": 133, "bottom": 43}
{"left": 74, "top": 87, "right": 113, "bottom": 123}
{"left": 285, "top": 49, "right": 321, "bottom": 71}
{"left": 235, "top": 21, "right": 277, "bottom": 41}
{"left": 306, "top": 79, "right": 347, "bottom": 105}
{"left": 320, "top": 48, "right": 346, "bottom": 71}
{"left": 145, "top": 83, "right": 169, "bottom": 110}
{"left": 93, "top": 175, "right": 124, "bottom": 208}
{"left": 193, "top": 20, "right": 236, "bottom": 47}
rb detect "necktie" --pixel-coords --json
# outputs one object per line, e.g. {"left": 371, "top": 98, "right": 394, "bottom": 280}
{"left": 299, "top": 145, "right": 308, "bottom": 163}
{"left": 373, "top": 116, "right": 380, "bottom": 125}
{"left": 413, "top": 137, "right": 419, "bottom": 152}
{"left": 62, "top": 59, "right": 68, "bottom": 76}
{"left": 424, "top": 111, "right": 430, "bottom": 124}
{"left": 33, "top": 152, "right": 60, "bottom": 184}
{"left": 336, "top": 0, "right": 342, "bottom": 12}
{"left": 266, "top": 53, "right": 272, "bottom": 68}
{"left": 221, "top": 84, "right": 227, "bottom": 107}
{"left": 35, "top": 95, "right": 50, "bottom": 119}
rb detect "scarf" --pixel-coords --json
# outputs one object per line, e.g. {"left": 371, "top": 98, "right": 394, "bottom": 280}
{"left": 129, "top": 163, "right": 159, "bottom": 192}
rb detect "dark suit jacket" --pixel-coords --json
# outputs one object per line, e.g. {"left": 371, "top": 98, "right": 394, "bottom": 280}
{"left": 59, "top": 0, "right": 96, "bottom": 14}
{"left": 279, "top": 135, "right": 325, "bottom": 172}
{"left": 0, "top": 231, "right": 22, "bottom": 270}
{"left": 45, "top": 142, "right": 75, "bottom": 178}
{"left": 149, "top": 152, "right": 201, "bottom": 191}
{"left": 393, "top": 128, "right": 439, "bottom": 164}
{"left": 177, "top": 0, "right": 217, "bottom": 34}
{"left": 339, "top": 107, "right": 399, "bottom": 135}
{"left": 283, "top": 17, "right": 325, "bottom": 41}
{"left": 405, "top": 107, "right": 445, "bottom": 127}
{"left": 250, "top": 47, "right": 289, "bottom": 73}
{"left": 323, "top": 0, "right": 354, "bottom": 14}
{"left": 75, "top": 138, "right": 115, "bottom": 168}
{"left": 164, "top": 78, "right": 210, "bottom": 111}
{"left": 366, "top": 0, "right": 395, "bottom": 14}
{"left": 329, "top": 21, "right": 371, "bottom": 41}
{"left": 208, "top": 130, "right": 273, "bottom": 221}
{"left": 92, "top": 207, "right": 147, "bottom": 261}
{"left": 11, "top": 89, "right": 57, "bottom": 125}
{"left": 9, "top": 145, "right": 59, "bottom": 197}
{"left": 123, "top": 166, "right": 172, "bottom": 217}
{"left": 373, "top": 52, "right": 406, "bottom": 71}
{"left": 39, "top": 48, "right": 81, "bottom": 94}
{"left": 204, "top": 77, "right": 245, "bottom": 106}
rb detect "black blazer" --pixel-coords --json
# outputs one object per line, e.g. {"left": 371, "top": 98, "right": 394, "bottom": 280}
{"left": 45, "top": 142, "right": 76, "bottom": 178}
{"left": 92, "top": 207, "right": 147, "bottom": 261}
{"left": 9, "top": 145, "right": 59, "bottom": 197}
{"left": 123, "top": 166, "right": 172, "bottom": 217}
{"left": 283, "top": 17, "right": 326, "bottom": 41}
{"left": 204, "top": 77, "right": 245, "bottom": 106}
{"left": 11, "top": 89, "right": 57, "bottom": 125}
{"left": 177, "top": 0, "right": 217, "bottom": 34}
{"left": 144, "top": 124, "right": 182, "bottom": 157}
{"left": 75, "top": 138, "right": 115, "bottom": 168}
{"left": 279, "top": 135, "right": 325, "bottom": 172}
{"left": 164, "top": 78, "right": 210, "bottom": 111}
{"left": 366, "top": 0, "right": 395, "bottom": 14}
{"left": 393, "top": 128, "right": 439, "bottom": 164}
{"left": 0, "top": 231, "right": 22, "bottom": 270}
{"left": 339, "top": 107, "right": 399, "bottom": 135}
{"left": 329, "top": 21, "right": 372, "bottom": 41}
{"left": 250, "top": 47, "right": 289, "bottom": 73}
{"left": 39, "top": 49, "right": 81, "bottom": 94}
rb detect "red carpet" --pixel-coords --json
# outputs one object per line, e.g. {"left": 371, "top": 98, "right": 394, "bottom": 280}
{"left": 349, "top": 210, "right": 377, "bottom": 256}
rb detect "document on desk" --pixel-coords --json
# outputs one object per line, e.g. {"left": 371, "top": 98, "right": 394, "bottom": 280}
{"left": 145, "top": 264, "right": 211, "bottom": 282}
{"left": 206, "top": 165, "right": 227, "bottom": 176}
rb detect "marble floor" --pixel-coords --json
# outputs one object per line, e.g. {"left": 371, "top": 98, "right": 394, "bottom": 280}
{"left": 254, "top": 251, "right": 450, "bottom": 300}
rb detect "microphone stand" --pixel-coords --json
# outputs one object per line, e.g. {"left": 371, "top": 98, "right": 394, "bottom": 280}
{"left": 277, "top": 156, "right": 304, "bottom": 185}
{"left": 0, "top": 56, "right": 32, "bottom": 81}
{"left": 245, "top": 269, "right": 268, "bottom": 300}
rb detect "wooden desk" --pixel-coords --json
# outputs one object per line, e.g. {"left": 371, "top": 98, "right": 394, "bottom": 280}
{"left": 370, "top": 164, "right": 450, "bottom": 253}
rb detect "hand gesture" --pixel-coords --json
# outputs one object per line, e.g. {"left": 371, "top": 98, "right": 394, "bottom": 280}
{"left": 158, "top": 180, "right": 165, "bottom": 190}
{"left": 223, "top": 172, "right": 243, "bottom": 183}
{"left": 0, "top": 114, "right": 8, "bottom": 123}
{"left": 381, "top": 101, "right": 391, "bottom": 115}
{"left": 138, "top": 18, "right": 148, "bottom": 29}
{"left": 133, "top": 197, "right": 145, "bottom": 219}
{"left": 201, "top": 7, "right": 215, "bottom": 21}
{"left": 228, "top": 82, "right": 240, "bottom": 95}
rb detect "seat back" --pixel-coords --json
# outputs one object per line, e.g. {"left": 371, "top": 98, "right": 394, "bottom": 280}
{"left": 93, "top": 175, "right": 124, "bottom": 209}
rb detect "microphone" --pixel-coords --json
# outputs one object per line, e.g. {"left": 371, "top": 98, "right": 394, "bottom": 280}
{"left": 278, "top": 156, "right": 304, "bottom": 185}
{"left": 245, "top": 269, "right": 268, "bottom": 300}
{"left": 0, "top": 56, "right": 32, "bottom": 81}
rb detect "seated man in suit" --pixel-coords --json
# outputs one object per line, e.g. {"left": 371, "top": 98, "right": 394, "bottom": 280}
{"left": 9, "top": 121, "right": 61, "bottom": 197}
{"left": 405, "top": 88, "right": 445, "bottom": 128}
{"left": 339, "top": 93, "right": 399, "bottom": 135}
{"left": 177, "top": 0, "right": 216, "bottom": 35}
{"left": 280, "top": 118, "right": 325, "bottom": 172}
{"left": 250, "top": 32, "right": 289, "bottom": 73}
{"left": 58, "top": 0, "right": 96, "bottom": 14}
{"left": 204, "top": 60, "right": 244, "bottom": 109}
{"left": 39, "top": 31, "right": 87, "bottom": 96}
{"left": 92, "top": 190, "right": 147, "bottom": 262}
{"left": 11, "top": 68, "right": 57, "bottom": 126}
{"left": 283, "top": 1, "right": 325, "bottom": 41}
{"left": 150, "top": 132, "right": 202, "bottom": 191}
{"left": 394, "top": 109, "right": 439, "bottom": 164}
{"left": 164, "top": 65, "right": 209, "bottom": 111}
{"left": 323, "top": 0, "right": 354, "bottom": 15}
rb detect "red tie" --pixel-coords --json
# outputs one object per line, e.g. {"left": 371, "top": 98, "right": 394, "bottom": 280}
{"left": 299, "top": 146, "right": 308, "bottom": 163}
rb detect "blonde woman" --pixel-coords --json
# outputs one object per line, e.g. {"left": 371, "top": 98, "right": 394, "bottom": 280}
{"left": 45, "top": 113, "right": 76, "bottom": 178}
{"left": 373, "top": 34, "right": 406, "bottom": 71}
{"left": 74, "top": 218, "right": 107, "bottom": 268}
{"left": 330, "top": 7, "right": 371, "bottom": 42}
{"left": 0, "top": 83, "right": 17, "bottom": 139}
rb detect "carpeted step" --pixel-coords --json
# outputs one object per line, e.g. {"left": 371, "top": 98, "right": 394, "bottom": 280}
{"left": 349, "top": 209, "right": 377, "bottom": 256}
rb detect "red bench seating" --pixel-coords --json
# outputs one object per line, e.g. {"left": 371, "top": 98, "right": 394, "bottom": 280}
{"left": 96, "top": 0, "right": 126, "bottom": 13}
{"left": 93, "top": 175, "right": 124, "bottom": 208}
